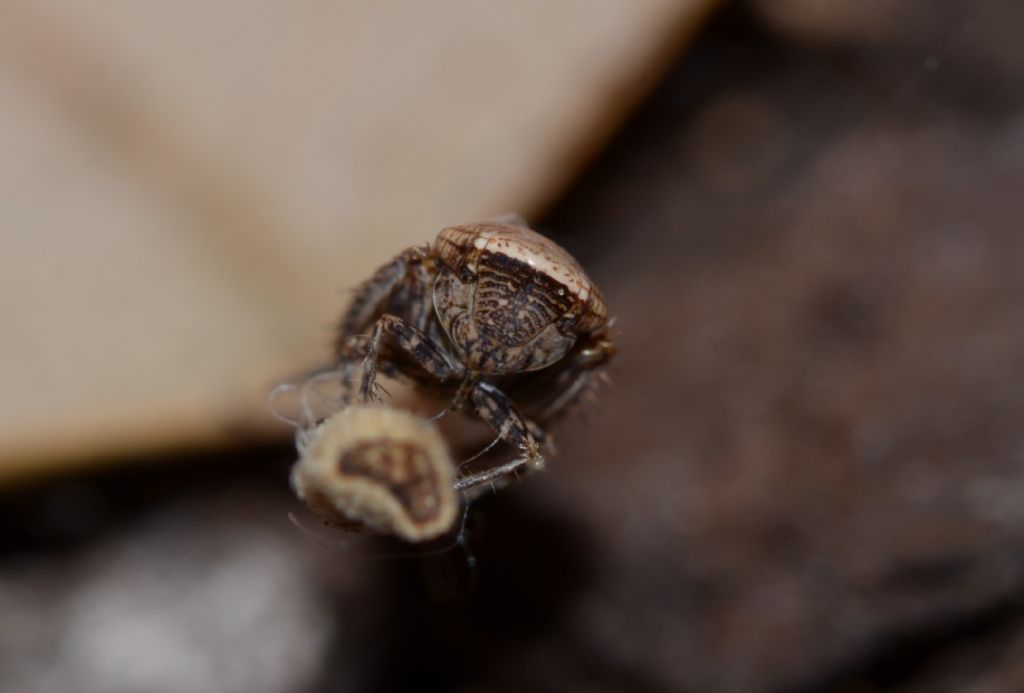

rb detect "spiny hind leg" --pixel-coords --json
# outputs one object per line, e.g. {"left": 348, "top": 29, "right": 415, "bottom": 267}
{"left": 336, "top": 246, "right": 431, "bottom": 347}
{"left": 336, "top": 246, "right": 436, "bottom": 401}
{"left": 523, "top": 333, "right": 615, "bottom": 424}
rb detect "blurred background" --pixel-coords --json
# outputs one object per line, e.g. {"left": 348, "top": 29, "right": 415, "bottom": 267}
{"left": 3, "top": 1, "right": 1024, "bottom": 691}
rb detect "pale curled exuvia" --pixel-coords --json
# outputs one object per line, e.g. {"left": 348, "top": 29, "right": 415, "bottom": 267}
{"left": 291, "top": 404, "right": 458, "bottom": 542}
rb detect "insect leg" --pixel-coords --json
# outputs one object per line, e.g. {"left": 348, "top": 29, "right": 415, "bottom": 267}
{"left": 336, "top": 247, "right": 422, "bottom": 346}
{"left": 359, "top": 315, "right": 458, "bottom": 401}
{"left": 336, "top": 247, "right": 436, "bottom": 401}
{"left": 455, "top": 382, "right": 546, "bottom": 492}
{"left": 515, "top": 333, "right": 615, "bottom": 424}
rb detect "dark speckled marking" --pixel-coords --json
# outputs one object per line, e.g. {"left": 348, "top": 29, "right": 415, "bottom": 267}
{"left": 474, "top": 250, "right": 575, "bottom": 346}
{"left": 338, "top": 440, "right": 442, "bottom": 523}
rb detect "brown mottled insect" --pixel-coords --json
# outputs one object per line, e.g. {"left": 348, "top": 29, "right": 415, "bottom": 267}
{"left": 336, "top": 219, "right": 615, "bottom": 491}
{"left": 291, "top": 404, "right": 458, "bottom": 542}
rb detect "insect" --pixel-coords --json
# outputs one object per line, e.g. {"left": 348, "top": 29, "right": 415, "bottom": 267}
{"left": 335, "top": 219, "right": 615, "bottom": 492}
{"left": 291, "top": 404, "right": 459, "bottom": 542}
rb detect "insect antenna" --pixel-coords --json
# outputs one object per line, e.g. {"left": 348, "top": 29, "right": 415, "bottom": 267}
{"left": 457, "top": 435, "right": 503, "bottom": 473}
{"left": 286, "top": 511, "right": 372, "bottom": 558}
